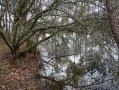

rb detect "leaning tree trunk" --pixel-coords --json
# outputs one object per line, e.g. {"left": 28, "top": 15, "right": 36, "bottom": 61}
{"left": 105, "top": 0, "right": 119, "bottom": 48}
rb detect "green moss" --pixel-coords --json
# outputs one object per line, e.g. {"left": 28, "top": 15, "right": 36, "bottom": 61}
{"left": 0, "top": 64, "right": 9, "bottom": 75}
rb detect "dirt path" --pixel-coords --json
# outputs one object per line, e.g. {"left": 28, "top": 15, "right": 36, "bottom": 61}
{"left": 0, "top": 38, "right": 40, "bottom": 90}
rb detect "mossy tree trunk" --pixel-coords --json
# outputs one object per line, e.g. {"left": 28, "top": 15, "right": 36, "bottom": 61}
{"left": 11, "top": 47, "right": 19, "bottom": 62}
{"left": 0, "top": 0, "right": 74, "bottom": 62}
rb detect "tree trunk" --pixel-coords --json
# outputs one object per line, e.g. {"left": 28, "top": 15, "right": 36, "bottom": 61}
{"left": 105, "top": 0, "right": 119, "bottom": 48}
{"left": 11, "top": 47, "right": 19, "bottom": 63}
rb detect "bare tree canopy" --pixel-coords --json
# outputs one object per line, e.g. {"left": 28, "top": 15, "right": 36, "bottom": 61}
{"left": 0, "top": 0, "right": 119, "bottom": 90}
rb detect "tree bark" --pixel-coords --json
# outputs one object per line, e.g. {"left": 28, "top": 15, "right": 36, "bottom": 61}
{"left": 105, "top": 0, "right": 119, "bottom": 48}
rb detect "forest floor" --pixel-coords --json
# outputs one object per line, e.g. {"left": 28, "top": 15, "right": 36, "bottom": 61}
{"left": 0, "top": 38, "right": 40, "bottom": 90}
